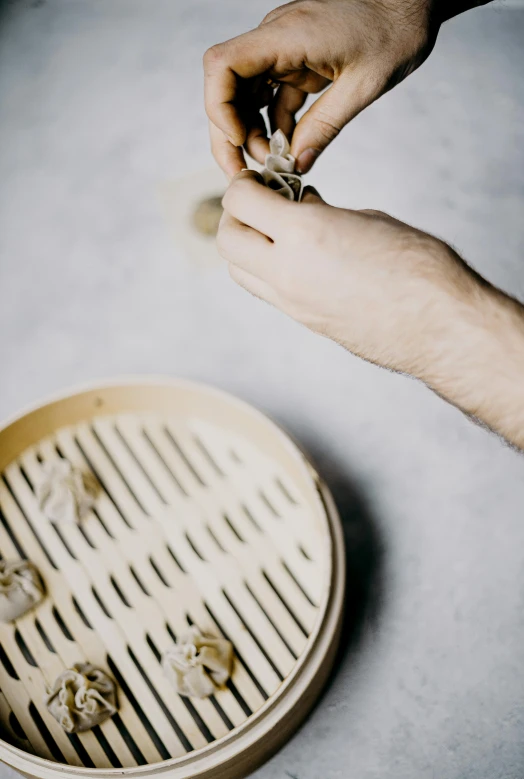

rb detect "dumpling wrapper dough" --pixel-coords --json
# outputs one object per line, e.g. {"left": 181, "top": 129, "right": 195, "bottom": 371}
{"left": 264, "top": 136, "right": 295, "bottom": 174}
{"left": 45, "top": 664, "right": 117, "bottom": 733}
{"left": 262, "top": 169, "right": 303, "bottom": 201}
{"left": 0, "top": 560, "right": 45, "bottom": 622}
{"left": 162, "top": 627, "right": 234, "bottom": 698}
{"left": 36, "top": 460, "right": 97, "bottom": 524}
{"left": 268, "top": 129, "right": 290, "bottom": 158}
{"left": 261, "top": 129, "right": 303, "bottom": 202}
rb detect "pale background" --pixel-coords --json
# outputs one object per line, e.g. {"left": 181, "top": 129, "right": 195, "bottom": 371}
{"left": 1, "top": 1, "right": 524, "bottom": 777}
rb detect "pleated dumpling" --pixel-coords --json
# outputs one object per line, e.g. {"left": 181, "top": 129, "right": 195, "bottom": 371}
{"left": 36, "top": 460, "right": 97, "bottom": 524}
{"left": 261, "top": 129, "right": 303, "bottom": 202}
{"left": 45, "top": 664, "right": 118, "bottom": 733}
{"left": 0, "top": 559, "right": 45, "bottom": 622}
{"left": 162, "top": 627, "right": 234, "bottom": 698}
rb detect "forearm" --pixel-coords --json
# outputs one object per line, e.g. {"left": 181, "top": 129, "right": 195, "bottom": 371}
{"left": 418, "top": 277, "right": 524, "bottom": 449}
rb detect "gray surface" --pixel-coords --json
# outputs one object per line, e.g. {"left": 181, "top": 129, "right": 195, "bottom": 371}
{"left": 0, "top": 1, "right": 523, "bottom": 777}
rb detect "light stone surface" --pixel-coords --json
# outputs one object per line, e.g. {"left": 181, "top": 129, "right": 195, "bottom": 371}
{"left": 0, "top": 1, "right": 523, "bottom": 778}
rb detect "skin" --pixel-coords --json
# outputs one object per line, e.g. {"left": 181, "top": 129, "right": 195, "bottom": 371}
{"left": 217, "top": 172, "right": 524, "bottom": 450}
{"left": 203, "top": 0, "right": 490, "bottom": 178}
{"left": 206, "top": 0, "right": 519, "bottom": 448}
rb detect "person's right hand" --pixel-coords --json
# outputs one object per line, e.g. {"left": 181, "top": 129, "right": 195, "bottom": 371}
{"left": 204, "top": 0, "right": 440, "bottom": 178}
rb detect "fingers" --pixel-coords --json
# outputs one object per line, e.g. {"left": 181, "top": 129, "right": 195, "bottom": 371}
{"left": 209, "top": 121, "right": 246, "bottom": 180}
{"left": 273, "top": 70, "right": 330, "bottom": 93}
{"left": 204, "top": 43, "right": 246, "bottom": 146}
{"left": 203, "top": 29, "right": 277, "bottom": 145}
{"left": 268, "top": 83, "right": 308, "bottom": 140}
{"left": 292, "top": 71, "right": 382, "bottom": 173}
{"left": 243, "top": 114, "right": 270, "bottom": 166}
{"left": 222, "top": 169, "right": 295, "bottom": 240}
{"left": 217, "top": 209, "right": 273, "bottom": 277}
{"left": 209, "top": 74, "right": 272, "bottom": 176}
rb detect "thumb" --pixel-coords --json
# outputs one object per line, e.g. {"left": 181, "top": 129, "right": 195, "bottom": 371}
{"left": 300, "top": 185, "right": 325, "bottom": 204}
{"left": 292, "top": 71, "right": 379, "bottom": 173}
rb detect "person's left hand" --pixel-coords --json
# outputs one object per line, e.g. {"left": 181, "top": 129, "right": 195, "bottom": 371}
{"left": 217, "top": 170, "right": 482, "bottom": 380}
{"left": 218, "top": 170, "right": 524, "bottom": 453}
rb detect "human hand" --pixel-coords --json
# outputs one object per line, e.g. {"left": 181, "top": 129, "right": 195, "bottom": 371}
{"left": 218, "top": 170, "right": 524, "bottom": 449}
{"left": 204, "top": 0, "right": 439, "bottom": 178}
{"left": 217, "top": 170, "right": 481, "bottom": 379}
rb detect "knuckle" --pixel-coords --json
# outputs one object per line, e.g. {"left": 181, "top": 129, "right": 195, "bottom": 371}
{"left": 262, "top": 1, "right": 315, "bottom": 27}
{"left": 221, "top": 185, "right": 239, "bottom": 214}
{"left": 261, "top": 4, "right": 287, "bottom": 24}
{"left": 287, "top": 3, "right": 317, "bottom": 23}
{"left": 313, "top": 112, "right": 342, "bottom": 143}
{"left": 203, "top": 43, "right": 226, "bottom": 69}
{"left": 228, "top": 176, "right": 252, "bottom": 202}
{"left": 222, "top": 183, "right": 241, "bottom": 213}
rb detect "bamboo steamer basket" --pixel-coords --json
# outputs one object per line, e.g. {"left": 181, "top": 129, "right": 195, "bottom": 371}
{"left": 0, "top": 379, "right": 345, "bottom": 779}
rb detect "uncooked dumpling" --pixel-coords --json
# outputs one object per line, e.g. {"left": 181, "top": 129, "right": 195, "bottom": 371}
{"left": 36, "top": 460, "right": 96, "bottom": 524}
{"left": 261, "top": 129, "right": 303, "bottom": 202}
{"left": 0, "top": 559, "right": 45, "bottom": 622}
{"left": 162, "top": 627, "right": 233, "bottom": 698}
{"left": 45, "top": 664, "right": 117, "bottom": 733}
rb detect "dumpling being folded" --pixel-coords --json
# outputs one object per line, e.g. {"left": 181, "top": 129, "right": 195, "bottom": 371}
{"left": 0, "top": 559, "right": 45, "bottom": 622}
{"left": 36, "top": 460, "right": 97, "bottom": 524}
{"left": 162, "top": 627, "right": 233, "bottom": 698}
{"left": 261, "top": 129, "right": 303, "bottom": 202}
{"left": 45, "top": 664, "right": 117, "bottom": 733}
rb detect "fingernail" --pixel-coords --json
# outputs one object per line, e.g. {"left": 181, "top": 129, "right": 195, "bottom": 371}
{"left": 296, "top": 148, "right": 320, "bottom": 174}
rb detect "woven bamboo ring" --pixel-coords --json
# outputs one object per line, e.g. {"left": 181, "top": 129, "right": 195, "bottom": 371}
{"left": 0, "top": 378, "right": 345, "bottom": 779}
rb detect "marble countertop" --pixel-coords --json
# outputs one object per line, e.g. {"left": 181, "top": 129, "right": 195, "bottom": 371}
{"left": 0, "top": 1, "right": 523, "bottom": 777}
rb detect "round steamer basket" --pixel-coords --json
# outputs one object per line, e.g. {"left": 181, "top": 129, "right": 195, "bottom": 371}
{"left": 0, "top": 379, "right": 345, "bottom": 779}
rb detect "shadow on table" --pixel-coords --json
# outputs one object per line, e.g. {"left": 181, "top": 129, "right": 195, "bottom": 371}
{"left": 297, "top": 439, "right": 386, "bottom": 686}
